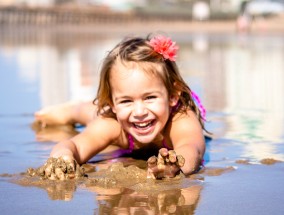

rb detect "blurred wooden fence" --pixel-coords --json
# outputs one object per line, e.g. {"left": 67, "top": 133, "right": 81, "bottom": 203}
{"left": 0, "top": 6, "right": 138, "bottom": 25}
{"left": 0, "top": 6, "right": 192, "bottom": 25}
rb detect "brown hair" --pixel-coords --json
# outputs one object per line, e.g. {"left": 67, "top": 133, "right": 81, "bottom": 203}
{"left": 93, "top": 35, "right": 205, "bottom": 130}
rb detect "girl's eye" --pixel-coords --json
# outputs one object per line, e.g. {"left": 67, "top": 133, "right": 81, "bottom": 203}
{"left": 145, "top": 96, "right": 156, "bottom": 100}
{"left": 120, "top": 100, "right": 131, "bottom": 104}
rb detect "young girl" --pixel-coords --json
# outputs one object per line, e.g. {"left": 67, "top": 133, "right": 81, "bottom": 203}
{"left": 35, "top": 34, "right": 207, "bottom": 179}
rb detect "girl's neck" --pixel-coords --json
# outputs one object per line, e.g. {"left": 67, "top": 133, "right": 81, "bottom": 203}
{"left": 127, "top": 132, "right": 165, "bottom": 150}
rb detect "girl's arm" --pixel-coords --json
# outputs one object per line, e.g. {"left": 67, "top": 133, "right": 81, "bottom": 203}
{"left": 41, "top": 116, "right": 122, "bottom": 180}
{"left": 147, "top": 110, "right": 205, "bottom": 179}
{"left": 51, "top": 116, "right": 122, "bottom": 164}
{"left": 71, "top": 117, "right": 122, "bottom": 164}
{"left": 170, "top": 110, "right": 205, "bottom": 175}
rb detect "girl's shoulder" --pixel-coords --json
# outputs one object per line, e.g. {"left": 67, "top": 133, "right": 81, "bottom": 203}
{"left": 171, "top": 108, "right": 198, "bottom": 121}
{"left": 168, "top": 108, "right": 202, "bottom": 133}
{"left": 166, "top": 108, "right": 204, "bottom": 147}
{"left": 85, "top": 116, "right": 123, "bottom": 142}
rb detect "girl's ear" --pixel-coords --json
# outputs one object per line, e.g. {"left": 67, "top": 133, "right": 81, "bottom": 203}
{"left": 111, "top": 104, "right": 117, "bottom": 113}
{"left": 169, "top": 93, "right": 180, "bottom": 107}
{"left": 110, "top": 100, "right": 117, "bottom": 113}
{"left": 170, "top": 82, "right": 181, "bottom": 107}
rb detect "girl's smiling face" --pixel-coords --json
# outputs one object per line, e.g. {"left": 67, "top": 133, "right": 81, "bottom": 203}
{"left": 110, "top": 62, "right": 178, "bottom": 144}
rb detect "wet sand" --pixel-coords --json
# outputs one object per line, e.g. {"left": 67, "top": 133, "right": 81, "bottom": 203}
{"left": 2, "top": 148, "right": 284, "bottom": 214}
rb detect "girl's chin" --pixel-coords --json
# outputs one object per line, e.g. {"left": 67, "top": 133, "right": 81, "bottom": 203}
{"left": 130, "top": 131, "right": 157, "bottom": 144}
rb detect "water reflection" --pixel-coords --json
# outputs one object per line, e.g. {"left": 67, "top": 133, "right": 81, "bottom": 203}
{"left": 93, "top": 185, "right": 201, "bottom": 214}
{"left": 3, "top": 29, "right": 284, "bottom": 119}
{"left": 0, "top": 28, "right": 123, "bottom": 107}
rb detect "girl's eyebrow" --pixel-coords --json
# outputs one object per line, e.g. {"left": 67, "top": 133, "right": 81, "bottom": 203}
{"left": 114, "top": 90, "right": 163, "bottom": 101}
{"left": 113, "top": 95, "right": 131, "bottom": 102}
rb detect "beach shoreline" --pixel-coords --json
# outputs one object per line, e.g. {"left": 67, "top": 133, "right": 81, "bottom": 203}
{"left": 1, "top": 14, "right": 284, "bottom": 34}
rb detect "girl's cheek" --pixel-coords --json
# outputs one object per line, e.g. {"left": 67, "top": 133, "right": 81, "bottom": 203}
{"left": 115, "top": 107, "right": 130, "bottom": 120}
{"left": 148, "top": 101, "right": 169, "bottom": 113}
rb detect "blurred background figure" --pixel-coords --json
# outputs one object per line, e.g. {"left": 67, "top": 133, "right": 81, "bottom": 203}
{"left": 192, "top": 1, "right": 210, "bottom": 21}
{"left": 236, "top": 0, "right": 251, "bottom": 32}
{"left": 246, "top": 0, "right": 284, "bottom": 31}
{"left": 236, "top": 0, "right": 284, "bottom": 32}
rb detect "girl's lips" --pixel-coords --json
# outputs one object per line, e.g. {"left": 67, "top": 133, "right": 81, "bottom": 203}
{"left": 131, "top": 120, "right": 156, "bottom": 134}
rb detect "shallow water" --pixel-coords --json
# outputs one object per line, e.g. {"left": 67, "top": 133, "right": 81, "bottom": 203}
{"left": 1, "top": 27, "right": 284, "bottom": 214}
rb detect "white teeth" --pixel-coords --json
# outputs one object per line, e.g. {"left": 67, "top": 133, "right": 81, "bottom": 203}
{"left": 134, "top": 121, "right": 151, "bottom": 128}
{"left": 137, "top": 122, "right": 148, "bottom": 127}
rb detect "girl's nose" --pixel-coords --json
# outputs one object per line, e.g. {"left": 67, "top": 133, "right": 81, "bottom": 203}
{"left": 133, "top": 102, "right": 147, "bottom": 117}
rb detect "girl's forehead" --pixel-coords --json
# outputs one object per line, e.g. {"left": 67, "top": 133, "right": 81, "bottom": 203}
{"left": 111, "top": 66, "right": 155, "bottom": 83}
{"left": 109, "top": 62, "right": 167, "bottom": 91}
{"left": 111, "top": 60, "right": 163, "bottom": 79}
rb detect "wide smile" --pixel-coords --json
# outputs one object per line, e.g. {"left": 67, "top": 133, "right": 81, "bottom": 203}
{"left": 132, "top": 120, "right": 156, "bottom": 132}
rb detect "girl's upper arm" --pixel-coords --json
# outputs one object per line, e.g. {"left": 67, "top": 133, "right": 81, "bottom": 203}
{"left": 170, "top": 111, "right": 205, "bottom": 174}
{"left": 70, "top": 116, "right": 122, "bottom": 163}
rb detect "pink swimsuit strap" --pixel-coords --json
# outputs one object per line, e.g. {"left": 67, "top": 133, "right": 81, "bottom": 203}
{"left": 127, "top": 134, "right": 172, "bottom": 154}
{"left": 127, "top": 134, "right": 135, "bottom": 153}
{"left": 162, "top": 138, "right": 172, "bottom": 150}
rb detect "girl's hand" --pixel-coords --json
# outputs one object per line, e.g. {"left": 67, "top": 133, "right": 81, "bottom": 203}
{"left": 147, "top": 148, "right": 185, "bottom": 179}
{"left": 27, "top": 156, "right": 85, "bottom": 180}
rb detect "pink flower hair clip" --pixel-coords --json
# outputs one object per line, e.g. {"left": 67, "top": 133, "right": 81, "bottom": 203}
{"left": 149, "top": 35, "right": 179, "bottom": 61}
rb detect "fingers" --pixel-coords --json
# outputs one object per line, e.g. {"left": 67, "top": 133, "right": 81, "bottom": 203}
{"left": 168, "top": 150, "right": 177, "bottom": 163}
{"left": 147, "top": 156, "right": 157, "bottom": 179}
{"left": 159, "top": 148, "right": 168, "bottom": 157}
{"left": 147, "top": 148, "right": 185, "bottom": 179}
{"left": 176, "top": 155, "right": 185, "bottom": 167}
{"left": 27, "top": 157, "right": 85, "bottom": 180}
{"left": 147, "top": 156, "right": 157, "bottom": 167}
{"left": 55, "top": 168, "right": 65, "bottom": 181}
{"left": 158, "top": 148, "right": 183, "bottom": 167}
